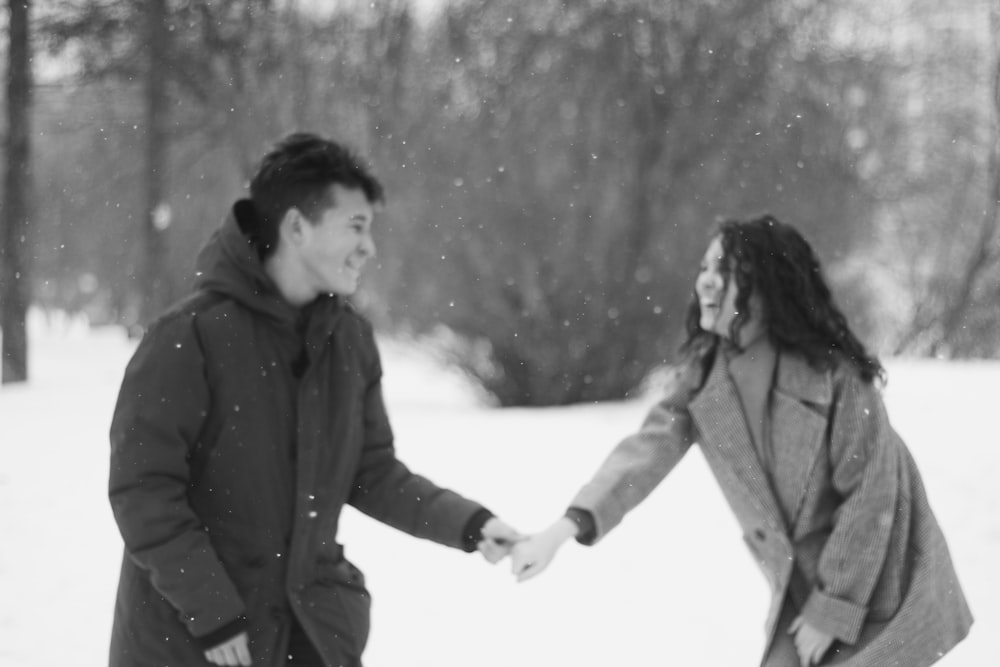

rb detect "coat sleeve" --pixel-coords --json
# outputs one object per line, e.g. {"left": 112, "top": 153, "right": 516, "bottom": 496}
{"left": 569, "top": 365, "right": 697, "bottom": 544}
{"left": 109, "top": 313, "right": 246, "bottom": 640}
{"left": 347, "top": 342, "right": 486, "bottom": 550}
{"left": 800, "top": 371, "right": 900, "bottom": 645}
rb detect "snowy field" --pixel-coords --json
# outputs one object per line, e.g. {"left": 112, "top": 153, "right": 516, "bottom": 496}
{"left": 0, "top": 311, "right": 997, "bottom": 666}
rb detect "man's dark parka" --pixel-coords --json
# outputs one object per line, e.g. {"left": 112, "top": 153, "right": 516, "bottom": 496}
{"left": 108, "top": 205, "right": 487, "bottom": 666}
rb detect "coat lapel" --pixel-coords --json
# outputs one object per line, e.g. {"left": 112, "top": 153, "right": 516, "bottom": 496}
{"left": 690, "top": 352, "right": 787, "bottom": 533}
{"left": 769, "top": 353, "right": 832, "bottom": 535}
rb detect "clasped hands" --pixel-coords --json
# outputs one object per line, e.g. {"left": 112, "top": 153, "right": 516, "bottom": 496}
{"left": 478, "top": 516, "right": 579, "bottom": 582}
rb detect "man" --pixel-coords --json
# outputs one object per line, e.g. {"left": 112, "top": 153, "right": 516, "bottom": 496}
{"left": 109, "top": 133, "right": 519, "bottom": 667}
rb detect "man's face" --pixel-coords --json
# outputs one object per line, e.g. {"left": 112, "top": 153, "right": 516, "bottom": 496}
{"left": 296, "top": 184, "right": 376, "bottom": 298}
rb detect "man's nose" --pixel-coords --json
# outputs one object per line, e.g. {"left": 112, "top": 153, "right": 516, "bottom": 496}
{"left": 360, "top": 233, "right": 376, "bottom": 260}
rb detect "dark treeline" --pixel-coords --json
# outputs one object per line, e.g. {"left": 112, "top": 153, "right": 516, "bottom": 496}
{"left": 7, "top": 0, "right": 999, "bottom": 404}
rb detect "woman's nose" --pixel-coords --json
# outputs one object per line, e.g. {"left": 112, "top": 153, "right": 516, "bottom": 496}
{"left": 697, "top": 271, "right": 718, "bottom": 293}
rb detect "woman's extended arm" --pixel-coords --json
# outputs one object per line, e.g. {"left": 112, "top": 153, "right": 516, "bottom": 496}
{"left": 510, "top": 364, "right": 700, "bottom": 582}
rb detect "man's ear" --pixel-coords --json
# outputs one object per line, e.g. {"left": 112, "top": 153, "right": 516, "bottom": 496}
{"left": 279, "top": 207, "right": 304, "bottom": 245}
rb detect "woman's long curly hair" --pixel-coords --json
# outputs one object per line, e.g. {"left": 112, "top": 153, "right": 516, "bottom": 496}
{"left": 680, "top": 215, "right": 885, "bottom": 385}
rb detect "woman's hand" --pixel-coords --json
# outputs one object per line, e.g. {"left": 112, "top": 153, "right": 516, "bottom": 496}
{"left": 788, "top": 616, "right": 835, "bottom": 667}
{"left": 510, "top": 517, "right": 579, "bottom": 582}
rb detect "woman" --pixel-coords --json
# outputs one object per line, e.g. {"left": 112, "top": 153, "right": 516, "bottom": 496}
{"left": 511, "top": 216, "right": 972, "bottom": 666}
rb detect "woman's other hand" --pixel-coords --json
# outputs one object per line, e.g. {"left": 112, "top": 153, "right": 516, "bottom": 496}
{"left": 789, "top": 616, "right": 835, "bottom": 666}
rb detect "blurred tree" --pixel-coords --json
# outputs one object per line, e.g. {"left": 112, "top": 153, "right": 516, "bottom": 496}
{"left": 1, "top": 0, "right": 33, "bottom": 383}
{"left": 31, "top": 83, "right": 146, "bottom": 327}
{"left": 39, "top": 0, "right": 301, "bottom": 328}
{"left": 868, "top": 0, "right": 1000, "bottom": 357}
{"left": 141, "top": 0, "right": 170, "bottom": 326}
{"left": 379, "top": 0, "right": 886, "bottom": 405}
{"left": 923, "top": 0, "right": 1000, "bottom": 356}
{"left": 41, "top": 0, "right": 175, "bottom": 330}
{"left": 36, "top": 0, "right": 415, "bottom": 326}
{"left": 24, "top": 0, "right": 1000, "bottom": 403}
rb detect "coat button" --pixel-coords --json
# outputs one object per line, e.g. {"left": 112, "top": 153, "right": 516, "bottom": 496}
{"left": 754, "top": 529, "right": 766, "bottom": 542}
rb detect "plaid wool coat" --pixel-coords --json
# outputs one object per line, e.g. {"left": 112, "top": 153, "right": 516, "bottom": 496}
{"left": 571, "top": 348, "right": 972, "bottom": 666}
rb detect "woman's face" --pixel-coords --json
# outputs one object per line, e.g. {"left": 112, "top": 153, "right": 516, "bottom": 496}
{"left": 695, "top": 236, "right": 738, "bottom": 337}
{"left": 695, "top": 235, "right": 764, "bottom": 342}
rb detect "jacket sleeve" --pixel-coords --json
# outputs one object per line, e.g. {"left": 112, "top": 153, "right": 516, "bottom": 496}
{"left": 569, "top": 365, "right": 697, "bottom": 544}
{"left": 347, "top": 343, "right": 486, "bottom": 550}
{"left": 800, "top": 372, "right": 900, "bottom": 645}
{"left": 109, "top": 313, "right": 246, "bottom": 640}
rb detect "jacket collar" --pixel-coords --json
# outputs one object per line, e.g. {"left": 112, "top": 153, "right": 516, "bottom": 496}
{"left": 773, "top": 349, "right": 832, "bottom": 407}
{"left": 700, "top": 341, "right": 832, "bottom": 406}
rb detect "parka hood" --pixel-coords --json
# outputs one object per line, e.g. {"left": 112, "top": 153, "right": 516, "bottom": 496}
{"left": 194, "top": 199, "right": 344, "bottom": 330}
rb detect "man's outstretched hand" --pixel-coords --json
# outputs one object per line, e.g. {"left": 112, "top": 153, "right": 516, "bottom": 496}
{"left": 477, "top": 517, "right": 523, "bottom": 563}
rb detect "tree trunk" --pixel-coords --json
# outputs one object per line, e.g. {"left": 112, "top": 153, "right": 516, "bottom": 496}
{"left": 1, "top": 0, "right": 32, "bottom": 384}
{"left": 141, "top": 0, "right": 171, "bottom": 326}
{"left": 932, "top": 0, "right": 1000, "bottom": 351}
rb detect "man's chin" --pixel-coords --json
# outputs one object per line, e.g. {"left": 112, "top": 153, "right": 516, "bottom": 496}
{"left": 328, "top": 281, "right": 359, "bottom": 297}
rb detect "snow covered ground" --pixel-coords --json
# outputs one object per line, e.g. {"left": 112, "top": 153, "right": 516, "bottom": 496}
{"left": 0, "top": 311, "right": 996, "bottom": 666}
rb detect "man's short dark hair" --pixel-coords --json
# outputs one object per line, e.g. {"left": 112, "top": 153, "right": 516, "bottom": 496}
{"left": 248, "top": 133, "right": 384, "bottom": 259}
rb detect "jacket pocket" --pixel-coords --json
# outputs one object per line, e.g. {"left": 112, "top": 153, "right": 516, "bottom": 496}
{"left": 312, "top": 559, "right": 372, "bottom": 656}
{"left": 211, "top": 539, "right": 269, "bottom": 607}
